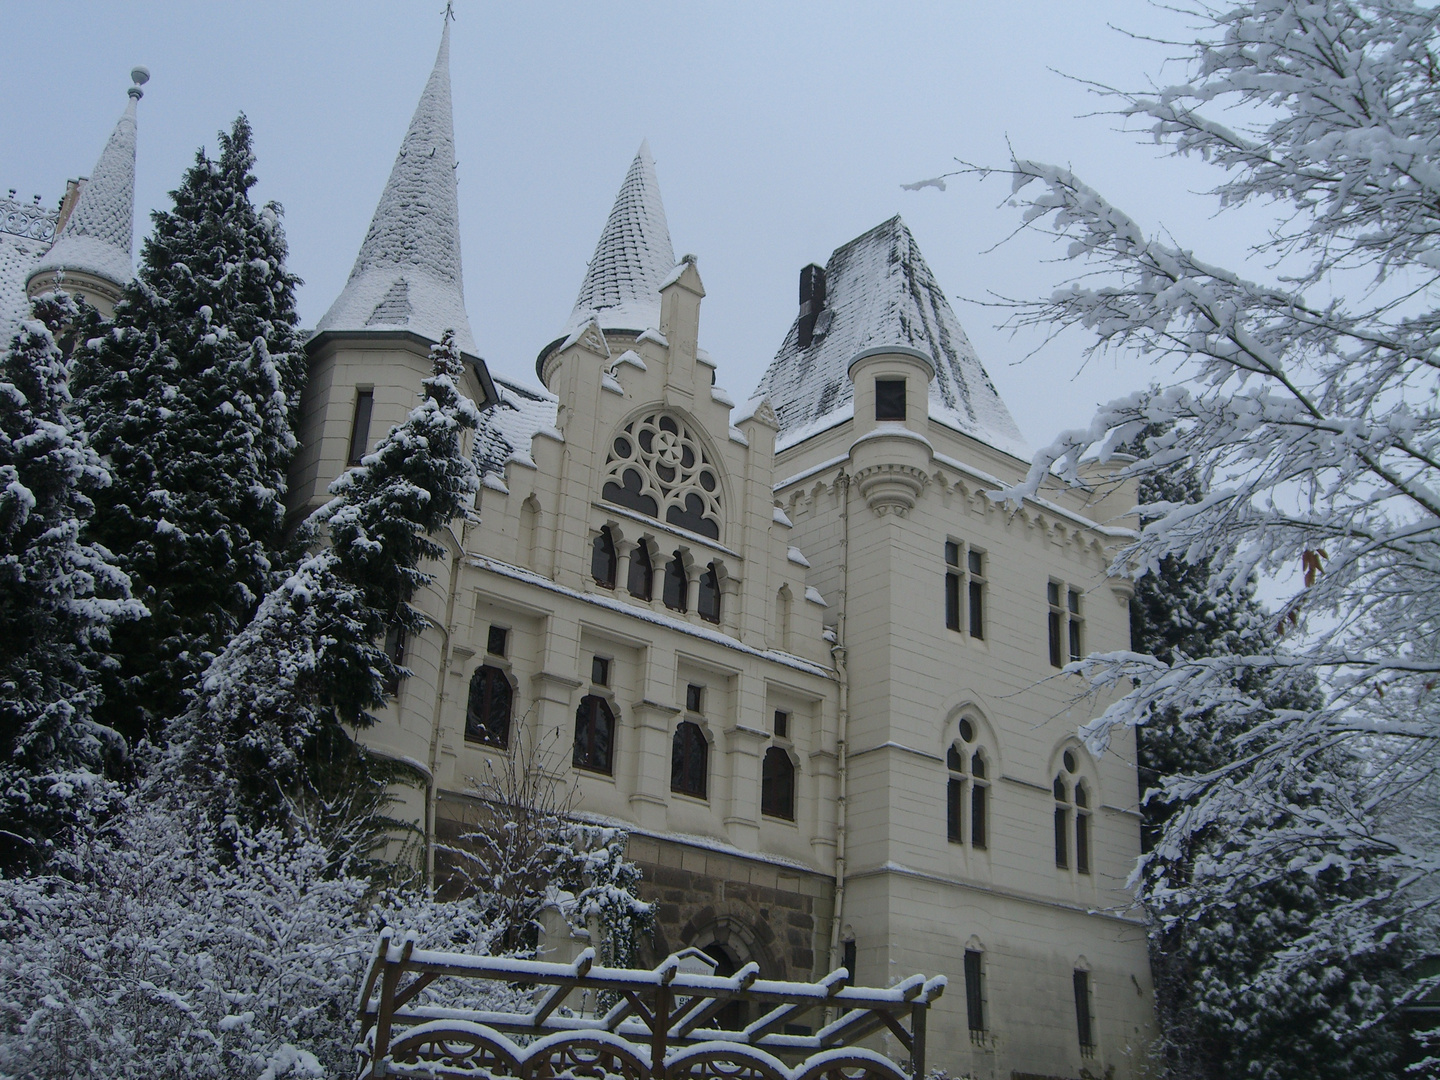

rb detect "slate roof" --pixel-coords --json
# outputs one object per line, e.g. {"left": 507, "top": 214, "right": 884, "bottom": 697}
{"left": 0, "top": 197, "right": 59, "bottom": 343}
{"left": 561, "top": 141, "right": 675, "bottom": 339}
{"left": 473, "top": 374, "right": 559, "bottom": 480}
{"left": 754, "top": 216, "right": 1027, "bottom": 459}
{"left": 30, "top": 91, "right": 139, "bottom": 291}
{"left": 315, "top": 19, "right": 476, "bottom": 354}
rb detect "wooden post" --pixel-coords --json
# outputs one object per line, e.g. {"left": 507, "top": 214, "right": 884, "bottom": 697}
{"left": 652, "top": 985, "right": 670, "bottom": 1080}
{"left": 909, "top": 1001, "right": 927, "bottom": 1079}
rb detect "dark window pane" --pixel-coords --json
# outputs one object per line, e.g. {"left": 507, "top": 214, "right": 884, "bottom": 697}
{"left": 573, "top": 695, "right": 615, "bottom": 774}
{"left": 1074, "top": 970, "right": 1093, "bottom": 1047}
{"left": 945, "top": 571, "right": 960, "bottom": 631}
{"left": 875, "top": 378, "right": 906, "bottom": 421}
{"left": 348, "top": 390, "right": 374, "bottom": 465}
{"left": 383, "top": 623, "right": 406, "bottom": 697}
{"left": 947, "top": 777, "right": 964, "bottom": 842}
{"left": 958, "top": 717, "right": 974, "bottom": 742}
{"left": 698, "top": 563, "right": 722, "bottom": 623}
{"left": 1069, "top": 618, "right": 1082, "bottom": 662}
{"left": 1074, "top": 782, "right": 1087, "bottom": 808}
{"left": 963, "top": 951, "right": 985, "bottom": 1032}
{"left": 1068, "top": 588, "right": 1081, "bottom": 614}
{"left": 1054, "top": 776, "right": 1068, "bottom": 801}
{"left": 591, "top": 527, "right": 617, "bottom": 588}
{"left": 971, "top": 782, "right": 987, "bottom": 849}
{"left": 774, "top": 710, "right": 789, "bottom": 738}
{"left": 602, "top": 468, "right": 659, "bottom": 518}
{"left": 671, "top": 721, "right": 708, "bottom": 798}
{"left": 968, "top": 550, "right": 983, "bottom": 576}
{"left": 486, "top": 625, "right": 508, "bottom": 657}
{"left": 969, "top": 580, "right": 984, "bottom": 639}
{"left": 591, "top": 656, "right": 609, "bottom": 686}
{"left": 663, "top": 553, "right": 688, "bottom": 612}
{"left": 1077, "top": 811, "right": 1090, "bottom": 874}
{"left": 761, "top": 747, "right": 795, "bottom": 820}
{"left": 1049, "top": 610, "right": 1063, "bottom": 667}
{"left": 686, "top": 684, "right": 703, "bottom": 712}
{"left": 842, "top": 940, "right": 857, "bottom": 985}
{"left": 945, "top": 541, "right": 960, "bottom": 566}
{"left": 1055, "top": 807, "right": 1070, "bottom": 868}
{"left": 971, "top": 752, "right": 985, "bottom": 779}
{"left": 628, "top": 543, "right": 653, "bottom": 599}
{"left": 947, "top": 744, "right": 964, "bottom": 771}
{"left": 666, "top": 492, "right": 720, "bottom": 539}
{"left": 466, "top": 665, "right": 512, "bottom": 749}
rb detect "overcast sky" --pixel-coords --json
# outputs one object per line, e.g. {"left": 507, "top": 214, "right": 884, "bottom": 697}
{"left": 5, "top": 2, "right": 1250, "bottom": 452}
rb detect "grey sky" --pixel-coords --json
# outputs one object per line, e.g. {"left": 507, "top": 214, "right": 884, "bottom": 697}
{"left": 5, "top": 2, "right": 1241, "bottom": 452}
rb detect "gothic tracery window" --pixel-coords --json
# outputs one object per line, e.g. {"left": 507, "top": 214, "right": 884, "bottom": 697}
{"left": 602, "top": 413, "right": 722, "bottom": 540}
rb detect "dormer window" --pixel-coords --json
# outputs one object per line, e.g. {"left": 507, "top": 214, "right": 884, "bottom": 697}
{"left": 875, "top": 378, "right": 906, "bottom": 421}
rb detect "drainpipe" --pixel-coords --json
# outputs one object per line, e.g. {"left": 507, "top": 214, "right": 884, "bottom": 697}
{"left": 828, "top": 471, "right": 851, "bottom": 977}
{"left": 424, "top": 519, "right": 468, "bottom": 889}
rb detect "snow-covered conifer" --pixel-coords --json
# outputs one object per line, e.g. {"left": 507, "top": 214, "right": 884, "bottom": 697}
{"left": 184, "top": 330, "right": 478, "bottom": 844}
{"left": 0, "top": 293, "right": 142, "bottom": 871}
{"left": 74, "top": 114, "right": 304, "bottom": 747}
{"left": 975, "top": 0, "right": 1440, "bottom": 1063}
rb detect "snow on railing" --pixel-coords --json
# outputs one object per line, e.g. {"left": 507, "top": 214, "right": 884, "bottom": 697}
{"left": 356, "top": 928, "right": 944, "bottom": 1080}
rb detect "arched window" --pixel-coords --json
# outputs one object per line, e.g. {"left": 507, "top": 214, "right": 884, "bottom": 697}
{"left": 601, "top": 412, "right": 722, "bottom": 540}
{"left": 697, "top": 562, "right": 722, "bottom": 623}
{"left": 591, "top": 526, "right": 617, "bottom": 588}
{"left": 761, "top": 747, "right": 795, "bottom": 820}
{"left": 946, "top": 717, "right": 988, "bottom": 849}
{"left": 663, "top": 551, "right": 688, "bottom": 612}
{"left": 628, "top": 541, "right": 653, "bottom": 600}
{"left": 1054, "top": 749, "right": 1090, "bottom": 873}
{"left": 671, "top": 721, "right": 708, "bottom": 798}
{"left": 466, "top": 665, "right": 512, "bottom": 748}
{"left": 574, "top": 695, "right": 615, "bottom": 774}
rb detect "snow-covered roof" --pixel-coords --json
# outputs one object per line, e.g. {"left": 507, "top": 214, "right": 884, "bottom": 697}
{"left": 754, "top": 216, "right": 1027, "bottom": 459}
{"left": 473, "top": 374, "right": 559, "bottom": 478}
{"left": 0, "top": 197, "right": 58, "bottom": 343}
{"left": 560, "top": 141, "right": 675, "bottom": 340}
{"left": 315, "top": 20, "right": 475, "bottom": 354}
{"left": 30, "top": 92, "right": 139, "bottom": 291}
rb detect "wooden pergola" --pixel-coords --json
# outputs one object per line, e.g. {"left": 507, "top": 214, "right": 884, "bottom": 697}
{"left": 356, "top": 930, "right": 945, "bottom": 1080}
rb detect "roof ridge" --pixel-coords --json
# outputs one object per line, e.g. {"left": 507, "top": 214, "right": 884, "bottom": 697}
{"left": 30, "top": 85, "right": 140, "bottom": 291}
{"left": 315, "top": 17, "right": 475, "bottom": 354}
{"left": 561, "top": 141, "right": 676, "bottom": 338}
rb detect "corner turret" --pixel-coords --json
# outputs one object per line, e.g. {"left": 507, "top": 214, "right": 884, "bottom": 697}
{"left": 26, "top": 68, "right": 147, "bottom": 317}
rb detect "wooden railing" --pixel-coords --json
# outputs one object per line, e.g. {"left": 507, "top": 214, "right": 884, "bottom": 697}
{"left": 356, "top": 930, "right": 945, "bottom": 1080}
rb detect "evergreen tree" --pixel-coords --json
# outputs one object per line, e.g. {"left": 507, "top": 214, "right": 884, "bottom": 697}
{"left": 183, "top": 330, "right": 479, "bottom": 850}
{"left": 73, "top": 114, "right": 304, "bottom": 748}
{"left": 0, "top": 293, "right": 143, "bottom": 871}
{"left": 1128, "top": 440, "right": 1408, "bottom": 1080}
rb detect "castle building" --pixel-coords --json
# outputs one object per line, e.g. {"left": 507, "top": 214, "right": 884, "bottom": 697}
{"left": 11, "top": 23, "right": 1157, "bottom": 1079}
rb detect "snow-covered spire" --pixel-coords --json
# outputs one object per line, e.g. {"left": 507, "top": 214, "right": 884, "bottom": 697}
{"left": 315, "top": 18, "right": 475, "bottom": 354}
{"left": 754, "top": 216, "right": 1028, "bottom": 459}
{"left": 28, "top": 68, "right": 147, "bottom": 300}
{"left": 562, "top": 140, "right": 676, "bottom": 338}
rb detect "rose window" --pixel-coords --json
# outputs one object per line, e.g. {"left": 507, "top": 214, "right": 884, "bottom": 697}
{"left": 602, "top": 413, "right": 722, "bottom": 540}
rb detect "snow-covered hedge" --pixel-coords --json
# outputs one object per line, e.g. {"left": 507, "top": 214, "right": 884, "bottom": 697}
{"left": 0, "top": 793, "right": 517, "bottom": 1080}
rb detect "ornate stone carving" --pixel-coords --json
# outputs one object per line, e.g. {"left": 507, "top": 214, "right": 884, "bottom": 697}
{"left": 603, "top": 413, "right": 722, "bottom": 540}
{"left": 853, "top": 463, "right": 928, "bottom": 517}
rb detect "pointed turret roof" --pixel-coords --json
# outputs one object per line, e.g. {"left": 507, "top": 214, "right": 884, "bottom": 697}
{"left": 561, "top": 141, "right": 675, "bottom": 338}
{"left": 316, "top": 19, "right": 475, "bottom": 354}
{"left": 30, "top": 78, "right": 142, "bottom": 292}
{"left": 754, "top": 216, "right": 1028, "bottom": 459}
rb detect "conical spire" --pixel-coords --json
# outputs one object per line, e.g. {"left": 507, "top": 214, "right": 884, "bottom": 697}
{"left": 316, "top": 18, "right": 475, "bottom": 354}
{"left": 29, "top": 70, "right": 146, "bottom": 295}
{"left": 562, "top": 141, "right": 675, "bottom": 337}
